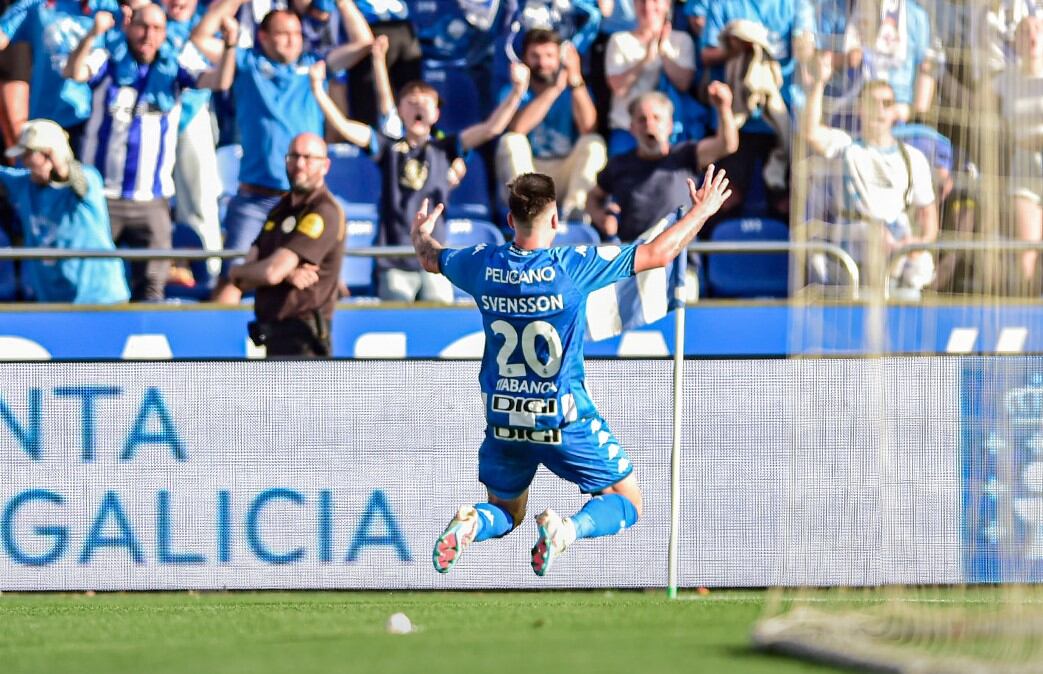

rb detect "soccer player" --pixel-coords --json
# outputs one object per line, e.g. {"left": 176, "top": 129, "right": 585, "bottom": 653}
{"left": 412, "top": 168, "right": 731, "bottom": 576}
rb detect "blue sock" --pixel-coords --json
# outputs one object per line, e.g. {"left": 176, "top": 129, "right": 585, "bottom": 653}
{"left": 570, "top": 494, "right": 639, "bottom": 540}
{"left": 473, "top": 503, "right": 514, "bottom": 542}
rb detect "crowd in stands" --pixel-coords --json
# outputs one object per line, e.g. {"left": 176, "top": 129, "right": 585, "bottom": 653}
{"left": 0, "top": 0, "right": 1040, "bottom": 303}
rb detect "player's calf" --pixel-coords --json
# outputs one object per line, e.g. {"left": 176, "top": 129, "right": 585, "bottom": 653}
{"left": 570, "top": 493, "right": 639, "bottom": 539}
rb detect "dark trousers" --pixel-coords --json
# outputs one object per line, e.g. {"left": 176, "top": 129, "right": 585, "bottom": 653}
{"left": 347, "top": 20, "right": 422, "bottom": 127}
{"left": 251, "top": 314, "right": 332, "bottom": 358}
{"left": 107, "top": 197, "right": 172, "bottom": 301}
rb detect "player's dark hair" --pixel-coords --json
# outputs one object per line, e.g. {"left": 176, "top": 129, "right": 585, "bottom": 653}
{"left": 397, "top": 80, "right": 441, "bottom": 108}
{"left": 508, "top": 173, "right": 557, "bottom": 225}
{"left": 522, "top": 28, "right": 562, "bottom": 56}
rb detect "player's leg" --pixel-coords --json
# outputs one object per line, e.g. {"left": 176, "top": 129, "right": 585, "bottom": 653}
{"left": 432, "top": 431, "right": 537, "bottom": 574}
{"left": 571, "top": 473, "right": 642, "bottom": 540}
{"left": 531, "top": 417, "right": 639, "bottom": 576}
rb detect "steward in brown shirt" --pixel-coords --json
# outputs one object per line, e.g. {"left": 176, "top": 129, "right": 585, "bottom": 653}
{"left": 230, "top": 133, "right": 345, "bottom": 357}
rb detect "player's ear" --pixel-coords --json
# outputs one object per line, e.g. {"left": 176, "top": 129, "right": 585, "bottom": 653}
{"left": 506, "top": 212, "right": 516, "bottom": 232}
{"left": 549, "top": 209, "right": 559, "bottom": 231}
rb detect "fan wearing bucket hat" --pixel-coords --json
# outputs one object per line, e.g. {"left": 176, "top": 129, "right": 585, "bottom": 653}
{"left": 0, "top": 119, "right": 130, "bottom": 304}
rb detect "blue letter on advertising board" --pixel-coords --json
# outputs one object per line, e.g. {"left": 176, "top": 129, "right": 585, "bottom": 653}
{"left": 80, "top": 491, "right": 145, "bottom": 564}
{"left": 121, "top": 387, "right": 187, "bottom": 462}
{"left": 157, "top": 490, "right": 206, "bottom": 565}
{"left": 0, "top": 388, "right": 42, "bottom": 460}
{"left": 2, "top": 489, "right": 67, "bottom": 565}
{"left": 53, "top": 386, "right": 121, "bottom": 461}
{"left": 246, "top": 488, "right": 305, "bottom": 564}
{"left": 346, "top": 490, "right": 411, "bottom": 562}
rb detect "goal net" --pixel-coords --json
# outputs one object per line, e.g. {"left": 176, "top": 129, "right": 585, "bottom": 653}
{"left": 753, "top": 0, "right": 1043, "bottom": 670}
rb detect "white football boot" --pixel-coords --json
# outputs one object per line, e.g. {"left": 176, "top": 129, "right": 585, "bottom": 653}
{"left": 531, "top": 508, "right": 576, "bottom": 577}
{"left": 433, "top": 505, "right": 480, "bottom": 574}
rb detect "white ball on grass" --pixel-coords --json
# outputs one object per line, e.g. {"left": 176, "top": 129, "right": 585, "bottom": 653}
{"left": 386, "top": 612, "right": 414, "bottom": 634}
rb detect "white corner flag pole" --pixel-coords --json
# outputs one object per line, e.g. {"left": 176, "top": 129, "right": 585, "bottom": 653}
{"left": 667, "top": 270, "right": 686, "bottom": 599}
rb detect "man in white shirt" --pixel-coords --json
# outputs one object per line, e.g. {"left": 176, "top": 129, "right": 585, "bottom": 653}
{"left": 604, "top": 0, "right": 695, "bottom": 156}
{"left": 805, "top": 51, "right": 938, "bottom": 294}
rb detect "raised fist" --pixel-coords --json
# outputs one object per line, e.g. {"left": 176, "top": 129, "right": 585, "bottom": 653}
{"left": 509, "top": 61, "right": 530, "bottom": 91}
{"left": 309, "top": 60, "right": 327, "bottom": 86}
{"left": 373, "top": 34, "right": 389, "bottom": 61}
{"left": 92, "top": 11, "right": 115, "bottom": 37}
{"left": 707, "top": 81, "right": 733, "bottom": 109}
{"left": 220, "top": 16, "right": 239, "bottom": 48}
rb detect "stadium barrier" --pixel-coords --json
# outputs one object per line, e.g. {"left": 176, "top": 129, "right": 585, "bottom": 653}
{"left": 0, "top": 240, "right": 861, "bottom": 292}
{"left": 0, "top": 356, "right": 1023, "bottom": 591}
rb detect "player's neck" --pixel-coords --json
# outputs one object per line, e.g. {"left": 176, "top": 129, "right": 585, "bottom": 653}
{"left": 512, "top": 231, "right": 554, "bottom": 250}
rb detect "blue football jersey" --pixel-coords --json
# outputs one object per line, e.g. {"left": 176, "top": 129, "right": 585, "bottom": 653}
{"left": 440, "top": 241, "right": 639, "bottom": 433}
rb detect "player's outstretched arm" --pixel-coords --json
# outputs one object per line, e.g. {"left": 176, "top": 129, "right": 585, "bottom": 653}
{"left": 634, "top": 165, "right": 731, "bottom": 273}
{"left": 412, "top": 198, "right": 445, "bottom": 274}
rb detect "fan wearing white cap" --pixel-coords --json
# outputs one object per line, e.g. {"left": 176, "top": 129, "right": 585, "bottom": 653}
{"left": 0, "top": 119, "right": 130, "bottom": 304}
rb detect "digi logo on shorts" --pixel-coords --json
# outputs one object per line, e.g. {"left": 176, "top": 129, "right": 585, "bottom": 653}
{"left": 491, "top": 395, "right": 557, "bottom": 416}
{"left": 493, "top": 427, "right": 562, "bottom": 445}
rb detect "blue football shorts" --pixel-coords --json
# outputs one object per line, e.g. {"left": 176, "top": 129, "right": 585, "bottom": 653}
{"left": 478, "top": 415, "right": 634, "bottom": 498}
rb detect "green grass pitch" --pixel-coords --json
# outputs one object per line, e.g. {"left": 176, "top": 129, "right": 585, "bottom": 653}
{"left": 0, "top": 590, "right": 839, "bottom": 673}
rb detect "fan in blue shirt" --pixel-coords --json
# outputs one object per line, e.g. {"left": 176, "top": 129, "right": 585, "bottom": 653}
{"left": 0, "top": 0, "right": 120, "bottom": 131}
{"left": 415, "top": 168, "right": 731, "bottom": 577}
{"left": 0, "top": 119, "right": 129, "bottom": 304}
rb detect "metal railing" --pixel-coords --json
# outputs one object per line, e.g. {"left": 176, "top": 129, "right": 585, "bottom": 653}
{"left": 0, "top": 241, "right": 861, "bottom": 299}
{"left": 884, "top": 240, "right": 1043, "bottom": 300}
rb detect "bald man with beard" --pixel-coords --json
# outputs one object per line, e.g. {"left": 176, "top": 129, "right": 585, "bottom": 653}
{"left": 231, "top": 132, "right": 346, "bottom": 357}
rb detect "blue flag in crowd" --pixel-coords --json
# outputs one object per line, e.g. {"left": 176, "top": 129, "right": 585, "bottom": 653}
{"left": 586, "top": 208, "right": 687, "bottom": 341}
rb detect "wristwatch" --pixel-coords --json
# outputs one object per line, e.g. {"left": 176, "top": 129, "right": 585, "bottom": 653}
{"left": 568, "top": 77, "right": 584, "bottom": 89}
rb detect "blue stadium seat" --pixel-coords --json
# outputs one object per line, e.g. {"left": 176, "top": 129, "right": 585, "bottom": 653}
{"left": 554, "top": 221, "right": 601, "bottom": 246}
{"left": 342, "top": 218, "right": 378, "bottom": 297}
{"left": 165, "top": 222, "right": 214, "bottom": 301}
{"left": 326, "top": 142, "right": 382, "bottom": 221}
{"left": 447, "top": 152, "right": 491, "bottom": 220}
{"left": 421, "top": 63, "right": 481, "bottom": 134}
{"left": 0, "top": 227, "right": 17, "bottom": 301}
{"left": 705, "top": 217, "right": 789, "bottom": 298}
{"left": 444, "top": 218, "right": 505, "bottom": 248}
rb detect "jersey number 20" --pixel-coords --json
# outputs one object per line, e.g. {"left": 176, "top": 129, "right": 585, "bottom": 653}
{"left": 490, "top": 320, "right": 563, "bottom": 379}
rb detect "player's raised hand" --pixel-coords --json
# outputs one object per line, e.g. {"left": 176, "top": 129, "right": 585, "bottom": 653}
{"left": 92, "top": 11, "right": 115, "bottom": 36}
{"left": 413, "top": 198, "right": 444, "bottom": 238}
{"left": 309, "top": 60, "right": 327, "bottom": 87}
{"left": 687, "top": 164, "right": 731, "bottom": 218}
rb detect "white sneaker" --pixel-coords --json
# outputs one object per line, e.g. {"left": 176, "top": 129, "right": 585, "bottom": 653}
{"left": 531, "top": 508, "right": 575, "bottom": 577}
{"left": 433, "top": 505, "right": 479, "bottom": 574}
